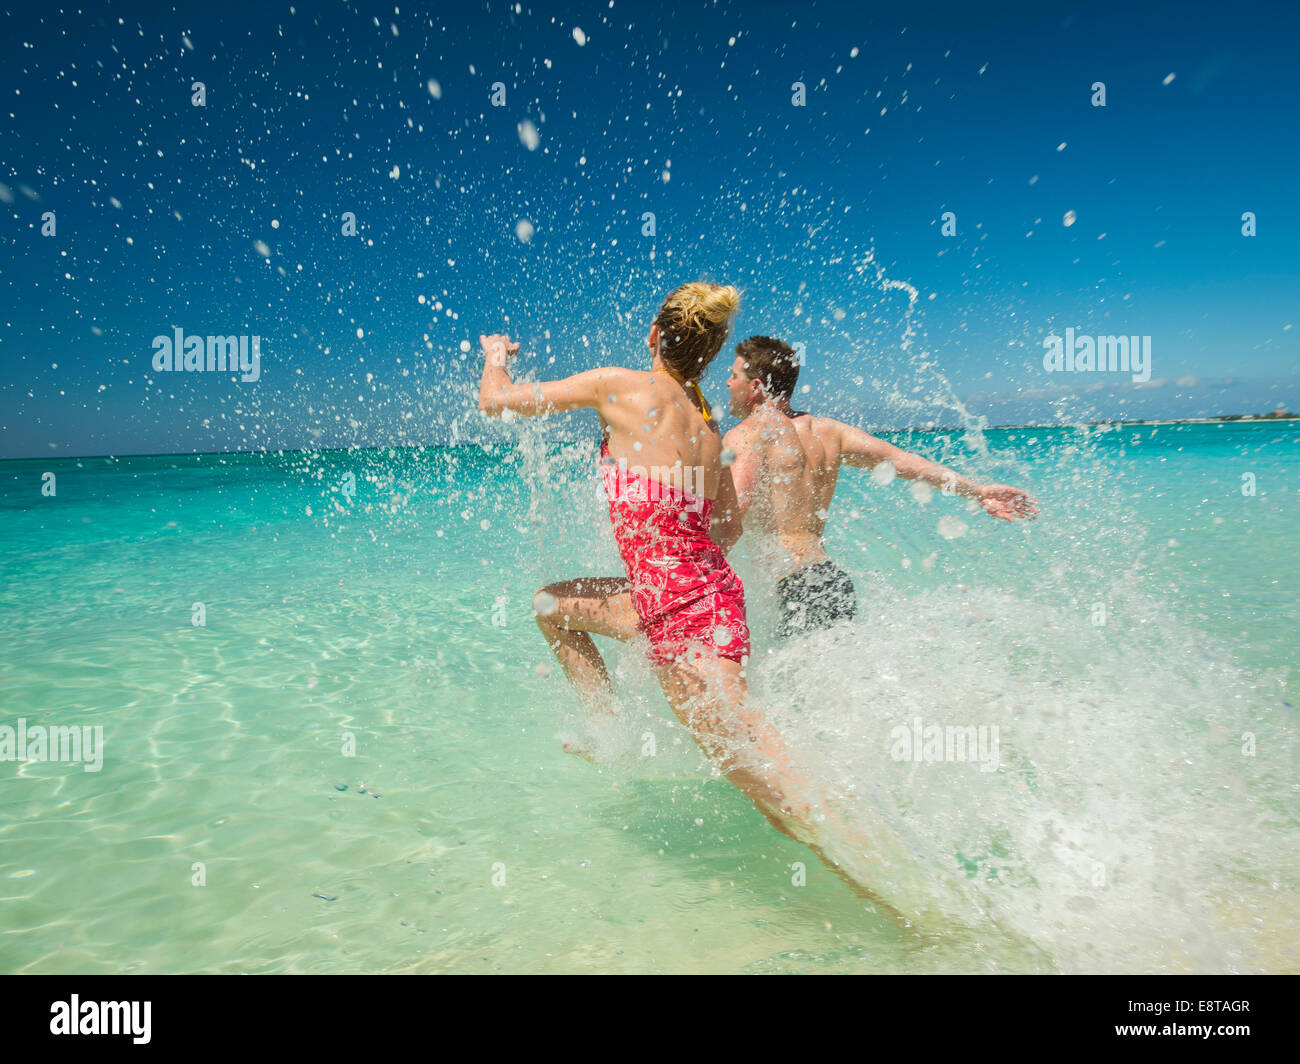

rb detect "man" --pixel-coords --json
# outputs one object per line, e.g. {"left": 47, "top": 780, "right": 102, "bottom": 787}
{"left": 722, "top": 335, "right": 1037, "bottom": 636}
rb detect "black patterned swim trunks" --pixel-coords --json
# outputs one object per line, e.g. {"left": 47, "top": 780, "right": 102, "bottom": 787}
{"left": 775, "top": 559, "right": 857, "bottom": 638}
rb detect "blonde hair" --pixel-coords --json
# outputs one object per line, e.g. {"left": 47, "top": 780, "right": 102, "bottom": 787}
{"left": 654, "top": 281, "right": 740, "bottom": 381}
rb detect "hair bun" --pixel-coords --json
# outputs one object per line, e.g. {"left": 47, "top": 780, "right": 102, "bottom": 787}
{"left": 672, "top": 282, "right": 739, "bottom": 329}
{"left": 654, "top": 281, "right": 740, "bottom": 381}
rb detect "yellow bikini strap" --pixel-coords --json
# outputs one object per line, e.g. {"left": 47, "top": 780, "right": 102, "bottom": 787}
{"left": 663, "top": 368, "right": 712, "bottom": 422}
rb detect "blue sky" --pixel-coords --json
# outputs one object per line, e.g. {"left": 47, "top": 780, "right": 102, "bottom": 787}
{"left": 2, "top": 0, "right": 1297, "bottom": 458}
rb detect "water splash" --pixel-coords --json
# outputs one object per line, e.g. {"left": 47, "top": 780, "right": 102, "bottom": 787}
{"left": 489, "top": 263, "right": 1299, "bottom": 972}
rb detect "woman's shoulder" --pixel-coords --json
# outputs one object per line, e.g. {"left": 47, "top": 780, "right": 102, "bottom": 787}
{"left": 582, "top": 365, "right": 649, "bottom": 388}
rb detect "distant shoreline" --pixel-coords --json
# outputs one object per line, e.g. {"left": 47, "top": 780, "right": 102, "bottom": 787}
{"left": 987, "top": 411, "right": 1298, "bottom": 430}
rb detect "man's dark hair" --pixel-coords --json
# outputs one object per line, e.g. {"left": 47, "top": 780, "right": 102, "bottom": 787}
{"left": 735, "top": 335, "right": 800, "bottom": 399}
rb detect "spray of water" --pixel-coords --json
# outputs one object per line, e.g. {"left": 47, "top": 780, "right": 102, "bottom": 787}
{"left": 471, "top": 257, "right": 1297, "bottom": 972}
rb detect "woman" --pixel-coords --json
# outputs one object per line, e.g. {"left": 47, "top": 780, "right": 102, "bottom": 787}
{"left": 477, "top": 285, "right": 924, "bottom": 925}
{"left": 477, "top": 282, "right": 813, "bottom": 842}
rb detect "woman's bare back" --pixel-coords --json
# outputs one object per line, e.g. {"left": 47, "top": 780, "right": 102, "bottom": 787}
{"left": 596, "top": 367, "right": 725, "bottom": 499}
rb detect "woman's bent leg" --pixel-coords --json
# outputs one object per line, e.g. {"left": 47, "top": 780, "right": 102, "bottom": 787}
{"left": 534, "top": 576, "right": 636, "bottom": 717}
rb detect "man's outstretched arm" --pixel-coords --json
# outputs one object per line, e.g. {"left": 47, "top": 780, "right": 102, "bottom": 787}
{"left": 836, "top": 421, "right": 1039, "bottom": 522}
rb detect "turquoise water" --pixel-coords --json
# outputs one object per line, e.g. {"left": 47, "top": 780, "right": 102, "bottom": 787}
{"left": 1, "top": 420, "right": 1297, "bottom": 973}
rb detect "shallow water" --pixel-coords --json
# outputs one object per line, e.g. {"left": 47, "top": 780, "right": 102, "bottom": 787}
{"left": 1, "top": 420, "right": 1296, "bottom": 972}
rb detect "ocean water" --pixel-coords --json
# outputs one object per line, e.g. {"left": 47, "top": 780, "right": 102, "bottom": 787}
{"left": 1, "top": 419, "right": 1296, "bottom": 973}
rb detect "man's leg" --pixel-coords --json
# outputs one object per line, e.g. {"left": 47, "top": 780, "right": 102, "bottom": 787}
{"left": 534, "top": 576, "right": 637, "bottom": 718}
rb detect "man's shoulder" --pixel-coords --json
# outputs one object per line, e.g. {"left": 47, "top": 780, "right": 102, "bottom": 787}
{"left": 804, "top": 413, "right": 850, "bottom": 442}
{"left": 722, "top": 417, "right": 761, "bottom": 446}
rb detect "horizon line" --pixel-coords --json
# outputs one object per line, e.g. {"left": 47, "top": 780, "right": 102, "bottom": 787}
{"left": 2, "top": 412, "right": 1295, "bottom": 464}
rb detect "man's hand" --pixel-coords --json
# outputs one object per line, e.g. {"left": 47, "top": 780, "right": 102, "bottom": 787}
{"left": 480, "top": 333, "right": 519, "bottom": 368}
{"left": 978, "top": 484, "right": 1039, "bottom": 522}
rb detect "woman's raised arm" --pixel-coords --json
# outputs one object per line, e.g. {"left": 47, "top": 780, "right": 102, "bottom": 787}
{"left": 477, "top": 333, "right": 627, "bottom": 418}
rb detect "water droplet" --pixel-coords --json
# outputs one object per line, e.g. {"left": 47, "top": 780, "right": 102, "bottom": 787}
{"left": 937, "top": 515, "right": 968, "bottom": 540}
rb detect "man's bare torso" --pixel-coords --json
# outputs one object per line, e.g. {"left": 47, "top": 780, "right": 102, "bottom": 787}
{"left": 726, "top": 406, "right": 849, "bottom": 577}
